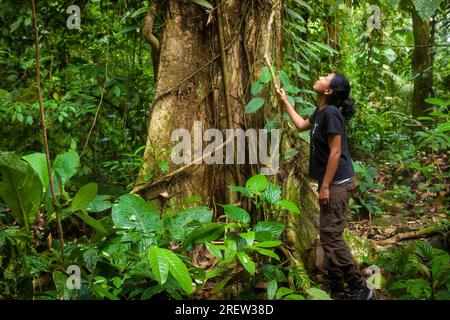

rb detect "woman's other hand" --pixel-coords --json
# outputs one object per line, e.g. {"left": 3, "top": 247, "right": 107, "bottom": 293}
{"left": 319, "top": 185, "right": 329, "bottom": 206}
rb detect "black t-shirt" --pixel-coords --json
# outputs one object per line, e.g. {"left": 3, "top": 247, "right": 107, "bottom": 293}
{"left": 308, "top": 105, "right": 355, "bottom": 183}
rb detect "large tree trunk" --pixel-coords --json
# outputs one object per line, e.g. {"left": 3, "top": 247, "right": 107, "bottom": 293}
{"left": 133, "top": 0, "right": 319, "bottom": 267}
{"left": 412, "top": 10, "right": 434, "bottom": 118}
{"left": 325, "top": 15, "right": 339, "bottom": 65}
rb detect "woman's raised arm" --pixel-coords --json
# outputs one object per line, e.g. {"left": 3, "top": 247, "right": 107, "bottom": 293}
{"left": 277, "top": 88, "right": 312, "bottom": 132}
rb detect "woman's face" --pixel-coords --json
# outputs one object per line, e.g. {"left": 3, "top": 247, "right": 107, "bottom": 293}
{"left": 313, "top": 73, "right": 335, "bottom": 93}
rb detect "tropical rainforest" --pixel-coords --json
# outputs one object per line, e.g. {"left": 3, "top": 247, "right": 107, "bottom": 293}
{"left": 0, "top": 0, "right": 449, "bottom": 301}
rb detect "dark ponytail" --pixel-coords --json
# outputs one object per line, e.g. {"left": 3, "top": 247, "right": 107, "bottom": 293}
{"left": 327, "top": 73, "right": 355, "bottom": 121}
{"left": 341, "top": 98, "right": 355, "bottom": 121}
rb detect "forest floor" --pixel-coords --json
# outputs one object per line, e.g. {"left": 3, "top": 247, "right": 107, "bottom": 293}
{"left": 333, "top": 152, "right": 449, "bottom": 300}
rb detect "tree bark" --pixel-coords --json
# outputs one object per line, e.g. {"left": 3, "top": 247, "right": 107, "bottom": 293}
{"left": 412, "top": 10, "right": 434, "bottom": 118}
{"left": 325, "top": 15, "right": 339, "bottom": 64}
{"left": 134, "top": 0, "right": 319, "bottom": 267}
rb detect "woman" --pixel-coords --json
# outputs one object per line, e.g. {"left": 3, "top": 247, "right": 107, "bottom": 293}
{"left": 277, "top": 73, "right": 373, "bottom": 300}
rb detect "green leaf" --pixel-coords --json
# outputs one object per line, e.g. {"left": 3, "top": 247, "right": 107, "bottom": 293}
{"left": 425, "top": 98, "right": 449, "bottom": 107}
{"left": 436, "top": 122, "right": 450, "bottom": 133}
{"left": 53, "top": 151, "right": 79, "bottom": 186}
{"left": 255, "top": 240, "right": 282, "bottom": 248}
{"left": 237, "top": 252, "right": 255, "bottom": 275}
{"left": 292, "top": 0, "right": 312, "bottom": 13}
{"left": 286, "top": 8, "right": 304, "bottom": 22}
{"left": 284, "top": 149, "right": 298, "bottom": 160}
{"left": 181, "top": 223, "right": 225, "bottom": 250}
{"left": 112, "top": 194, "right": 163, "bottom": 234}
{"left": 220, "top": 204, "right": 250, "bottom": 224}
{"left": 276, "top": 287, "right": 294, "bottom": 298}
{"left": 72, "top": 183, "right": 98, "bottom": 212}
{"left": 22, "top": 153, "right": 48, "bottom": 190}
{"left": 164, "top": 206, "right": 213, "bottom": 242}
{"left": 190, "top": 0, "right": 214, "bottom": 10}
{"left": 74, "top": 212, "right": 107, "bottom": 234}
{"left": 386, "top": 0, "right": 400, "bottom": 9}
{"left": 116, "top": 25, "right": 138, "bottom": 35}
{"left": 251, "top": 81, "right": 263, "bottom": 96}
{"left": 307, "top": 287, "right": 332, "bottom": 300}
{"left": 245, "top": 174, "right": 268, "bottom": 193}
{"left": 0, "top": 166, "right": 42, "bottom": 225}
{"left": 312, "top": 41, "right": 335, "bottom": 55}
{"left": 414, "top": 240, "right": 433, "bottom": 260}
{"left": 259, "top": 66, "right": 272, "bottom": 84}
{"left": 245, "top": 97, "right": 265, "bottom": 113}
{"left": 267, "top": 279, "right": 278, "bottom": 300}
{"left": 86, "top": 195, "right": 113, "bottom": 212}
{"left": 227, "top": 185, "right": 253, "bottom": 198}
{"left": 162, "top": 248, "right": 193, "bottom": 294}
{"left": 286, "top": 95, "right": 296, "bottom": 107}
{"left": 0, "top": 152, "right": 28, "bottom": 173}
{"left": 264, "top": 120, "right": 278, "bottom": 132}
{"left": 213, "top": 276, "right": 232, "bottom": 293}
{"left": 279, "top": 70, "right": 297, "bottom": 94}
{"left": 260, "top": 182, "right": 282, "bottom": 204}
{"left": 148, "top": 246, "right": 169, "bottom": 286}
{"left": 83, "top": 248, "right": 98, "bottom": 273}
{"left": 158, "top": 160, "right": 169, "bottom": 172}
{"left": 10, "top": 17, "right": 22, "bottom": 33}
{"left": 112, "top": 85, "right": 121, "bottom": 98}
{"left": 254, "top": 221, "right": 285, "bottom": 241}
{"left": 412, "top": 0, "right": 443, "bottom": 20}
{"left": 206, "top": 242, "right": 223, "bottom": 259}
{"left": 285, "top": 294, "right": 305, "bottom": 300}
{"left": 298, "top": 131, "right": 310, "bottom": 143}
{"left": 149, "top": 246, "right": 192, "bottom": 295}
{"left": 131, "top": 6, "right": 149, "bottom": 18}
{"left": 205, "top": 267, "right": 224, "bottom": 279}
{"left": 253, "top": 247, "right": 280, "bottom": 260}
{"left": 275, "top": 199, "right": 301, "bottom": 215}
{"left": 430, "top": 254, "right": 450, "bottom": 279}
{"left": 52, "top": 271, "right": 73, "bottom": 300}
{"left": 239, "top": 231, "right": 255, "bottom": 246}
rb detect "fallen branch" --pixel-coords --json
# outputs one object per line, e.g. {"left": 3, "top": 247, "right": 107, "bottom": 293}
{"left": 131, "top": 132, "right": 235, "bottom": 194}
{"left": 376, "top": 224, "right": 444, "bottom": 246}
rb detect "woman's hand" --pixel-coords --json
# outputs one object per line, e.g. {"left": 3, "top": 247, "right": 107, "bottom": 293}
{"left": 277, "top": 88, "right": 287, "bottom": 102}
{"left": 319, "top": 185, "right": 329, "bottom": 206}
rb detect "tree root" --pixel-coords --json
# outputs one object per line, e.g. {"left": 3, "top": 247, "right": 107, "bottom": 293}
{"left": 279, "top": 246, "right": 305, "bottom": 269}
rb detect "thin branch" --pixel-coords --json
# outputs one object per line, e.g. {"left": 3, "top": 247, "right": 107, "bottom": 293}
{"left": 81, "top": 45, "right": 110, "bottom": 158}
{"left": 31, "top": 0, "right": 64, "bottom": 256}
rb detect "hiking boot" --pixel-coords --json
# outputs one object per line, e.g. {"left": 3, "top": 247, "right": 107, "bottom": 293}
{"left": 352, "top": 282, "right": 374, "bottom": 300}
{"left": 325, "top": 278, "right": 345, "bottom": 299}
